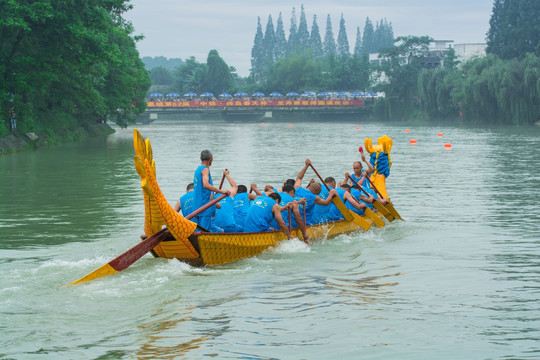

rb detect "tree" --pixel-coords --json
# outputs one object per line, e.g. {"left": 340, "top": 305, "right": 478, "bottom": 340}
{"left": 201, "top": 50, "right": 234, "bottom": 95}
{"left": 486, "top": 0, "right": 540, "bottom": 59}
{"left": 354, "top": 27, "right": 362, "bottom": 57}
{"left": 310, "top": 15, "right": 323, "bottom": 58}
{"left": 0, "top": 0, "right": 150, "bottom": 134}
{"left": 274, "top": 13, "right": 288, "bottom": 60}
{"left": 336, "top": 14, "right": 350, "bottom": 56}
{"left": 377, "top": 36, "right": 433, "bottom": 120}
{"left": 295, "top": 5, "right": 310, "bottom": 53}
{"left": 323, "top": 15, "right": 336, "bottom": 57}
{"left": 362, "top": 17, "right": 375, "bottom": 54}
{"left": 150, "top": 67, "right": 174, "bottom": 85}
{"left": 250, "top": 17, "right": 265, "bottom": 81}
{"left": 174, "top": 56, "right": 206, "bottom": 94}
{"left": 288, "top": 7, "right": 298, "bottom": 55}
{"left": 263, "top": 15, "right": 276, "bottom": 67}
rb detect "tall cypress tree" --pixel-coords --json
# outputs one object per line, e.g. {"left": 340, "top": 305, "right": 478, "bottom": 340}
{"left": 362, "top": 17, "right": 375, "bottom": 54}
{"left": 250, "top": 17, "right": 265, "bottom": 80}
{"left": 323, "top": 14, "right": 336, "bottom": 57}
{"left": 201, "top": 49, "right": 234, "bottom": 95}
{"left": 337, "top": 14, "right": 350, "bottom": 56}
{"left": 275, "top": 12, "right": 287, "bottom": 60}
{"left": 354, "top": 26, "right": 362, "bottom": 57}
{"left": 310, "top": 15, "right": 323, "bottom": 58}
{"left": 263, "top": 15, "right": 276, "bottom": 66}
{"left": 296, "top": 5, "right": 310, "bottom": 53}
{"left": 288, "top": 7, "right": 298, "bottom": 55}
{"left": 486, "top": 0, "right": 540, "bottom": 59}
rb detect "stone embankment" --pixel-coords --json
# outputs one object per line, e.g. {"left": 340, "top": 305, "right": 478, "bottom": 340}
{"left": 0, "top": 123, "right": 114, "bottom": 155}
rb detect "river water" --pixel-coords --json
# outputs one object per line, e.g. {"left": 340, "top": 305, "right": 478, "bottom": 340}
{"left": 0, "top": 119, "right": 539, "bottom": 359}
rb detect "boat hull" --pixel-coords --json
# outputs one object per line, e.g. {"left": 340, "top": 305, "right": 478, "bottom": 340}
{"left": 151, "top": 214, "right": 380, "bottom": 266}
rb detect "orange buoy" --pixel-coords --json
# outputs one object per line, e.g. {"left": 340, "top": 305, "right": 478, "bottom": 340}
{"left": 289, "top": 124, "right": 294, "bottom": 127}
{"left": 356, "top": 126, "right": 360, "bottom": 129}
{"left": 438, "top": 133, "right": 443, "bottom": 137}
{"left": 409, "top": 139, "right": 417, "bottom": 144}
{"left": 261, "top": 122, "right": 265, "bottom": 125}
{"left": 405, "top": 129, "right": 410, "bottom": 133}
{"left": 444, "top": 143, "right": 452, "bottom": 148}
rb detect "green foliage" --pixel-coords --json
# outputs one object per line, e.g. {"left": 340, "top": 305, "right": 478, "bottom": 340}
{"left": 337, "top": 14, "right": 350, "bottom": 56}
{"left": 323, "top": 15, "right": 336, "bottom": 57}
{"left": 150, "top": 67, "right": 174, "bottom": 85}
{"left": 201, "top": 50, "right": 235, "bottom": 95}
{"left": 174, "top": 57, "right": 206, "bottom": 94}
{"left": 0, "top": 0, "right": 150, "bottom": 133}
{"left": 487, "top": 0, "right": 540, "bottom": 59}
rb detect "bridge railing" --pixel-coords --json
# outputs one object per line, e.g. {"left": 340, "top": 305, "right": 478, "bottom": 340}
{"left": 147, "top": 99, "right": 365, "bottom": 108}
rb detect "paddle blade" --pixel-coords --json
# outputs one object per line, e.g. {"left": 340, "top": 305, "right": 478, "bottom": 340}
{"left": 331, "top": 197, "right": 353, "bottom": 222}
{"left": 373, "top": 201, "right": 394, "bottom": 222}
{"left": 71, "top": 264, "right": 117, "bottom": 285}
{"left": 364, "top": 208, "right": 385, "bottom": 229}
{"left": 385, "top": 201, "right": 403, "bottom": 220}
{"left": 69, "top": 228, "right": 171, "bottom": 285}
{"left": 350, "top": 211, "right": 372, "bottom": 231}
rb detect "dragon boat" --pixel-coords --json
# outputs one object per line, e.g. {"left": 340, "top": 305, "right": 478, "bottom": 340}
{"left": 133, "top": 129, "right": 397, "bottom": 267}
{"left": 70, "top": 129, "right": 398, "bottom": 284}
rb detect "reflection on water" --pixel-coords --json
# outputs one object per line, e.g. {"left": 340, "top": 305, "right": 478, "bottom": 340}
{"left": 1, "top": 120, "right": 540, "bottom": 359}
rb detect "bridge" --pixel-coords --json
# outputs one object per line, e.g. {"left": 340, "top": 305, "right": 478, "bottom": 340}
{"left": 138, "top": 98, "right": 374, "bottom": 123}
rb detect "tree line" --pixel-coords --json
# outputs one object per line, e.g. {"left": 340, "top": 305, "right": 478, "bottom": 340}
{"left": 0, "top": 0, "right": 150, "bottom": 137}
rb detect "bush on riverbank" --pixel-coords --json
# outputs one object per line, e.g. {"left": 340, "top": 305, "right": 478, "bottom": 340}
{"left": 0, "top": 123, "right": 114, "bottom": 155}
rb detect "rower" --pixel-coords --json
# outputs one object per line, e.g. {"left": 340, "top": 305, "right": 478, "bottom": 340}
{"left": 243, "top": 193, "right": 293, "bottom": 239}
{"left": 173, "top": 183, "right": 194, "bottom": 217}
{"left": 213, "top": 170, "right": 242, "bottom": 232}
{"left": 294, "top": 158, "right": 337, "bottom": 225}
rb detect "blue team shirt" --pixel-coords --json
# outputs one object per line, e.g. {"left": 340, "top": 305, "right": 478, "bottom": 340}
{"left": 214, "top": 196, "right": 236, "bottom": 228}
{"left": 312, "top": 184, "right": 331, "bottom": 224}
{"left": 294, "top": 187, "right": 317, "bottom": 225}
{"left": 347, "top": 188, "right": 366, "bottom": 214}
{"left": 233, "top": 192, "right": 250, "bottom": 226}
{"left": 327, "top": 188, "right": 347, "bottom": 221}
{"left": 243, "top": 196, "right": 277, "bottom": 233}
{"left": 193, "top": 165, "right": 215, "bottom": 217}
{"left": 180, "top": 191, "right": 195, "bottom": 217}
{"left": 270, "top": 192, "right": 296, "bottom": 230}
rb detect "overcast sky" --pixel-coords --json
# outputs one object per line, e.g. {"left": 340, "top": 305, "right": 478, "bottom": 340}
{"left": 125, "top": 0, "right": 495, "bottom": 77}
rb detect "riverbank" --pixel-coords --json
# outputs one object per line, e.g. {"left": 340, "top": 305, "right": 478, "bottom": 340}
{"left": 0, "top": 123, "right": 115, "bottom": 155}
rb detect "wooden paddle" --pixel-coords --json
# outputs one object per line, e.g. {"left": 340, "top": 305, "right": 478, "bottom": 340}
{"left": 70, "top": 193, "right": 228, "bottom": 285}
{"left": 359, "top": 147, "right": 403, "bottom": 220}
{"left": 309, "top": 163, "right": 371, "bottom": 231}
{"left": 347, "top": 174, "right": 393, "bottom": 223}
{"left": 349, "top": 176, "right": 388, "bottom": 229}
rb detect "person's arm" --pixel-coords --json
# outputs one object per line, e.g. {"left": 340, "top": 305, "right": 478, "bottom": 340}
{"left": 314, "top": 189, "right": 337, "bottom": 206}
{"left": 249, "top": 183, "right": 263, "bottom": 200}
{"left": 223, "top": 169, "right": 238, "bottom": 197}
{"left": 273, "top": 204, "right": 292, "bottom": 239}
{"left": 343, "top": 191, "right": 366, "bottom": 211}
{"left": 361, "top": 153, "right": 374, "bottom": 175}
{"left": 295, "top": 158, "right": 311, "bottom": 188}
{"left": 344, "top": 172, "right": 351, "bottom": 185}
{"left": 202, "top": 167, "right": 228, "bottom": 194}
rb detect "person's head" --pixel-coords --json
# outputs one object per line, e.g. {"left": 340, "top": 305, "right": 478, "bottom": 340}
{"left": 353, "top": 161, "right": 363, "bottom": 175}
{"left": 268, "top": 192, "right": 281, "bottom": 204}
{"left": 324, "top": 176, "right": 336, "bottom": 188}
{"left": 237, "top": 185, "right": 248, "bottom": 193}
{"left": 308, "top": 182, "right": 322, "bottom": 195}
{"left": 282, "top": 184, "right": 295, "bottom": 196}
{"left": 200, "top": 150, "right": 213, "bottom": 164}
{"left": 351, "top": 185, "right": 360, "bottom": 190}
{"left": 186, "top": 183, "right": 194, "bottom": 192}
{"left": 284, "top": 178, "right": 295, "bottom": 187}
{"left": 340, "top": 183, "right": 351, "bottom": 193}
